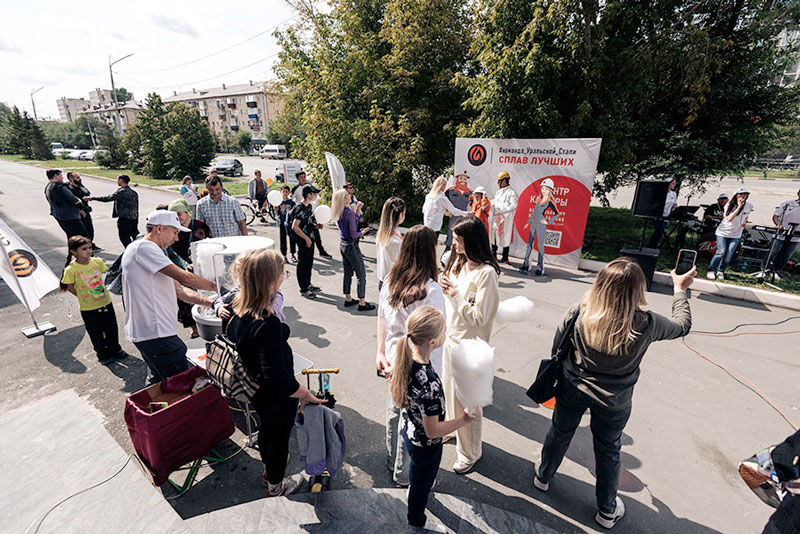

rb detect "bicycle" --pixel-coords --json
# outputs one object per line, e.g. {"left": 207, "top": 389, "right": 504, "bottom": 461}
{"left": 240, "top": 198, "right": 277, "bottom": 226}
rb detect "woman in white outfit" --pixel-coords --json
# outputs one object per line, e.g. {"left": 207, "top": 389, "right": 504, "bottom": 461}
{"left": 423, "top": 177, "right": 469, "bottom": 233}
{"left": 377, "top": 225, "right": 446, "bottom": 487}
{"left": 440, "top": 216, "right": 500, "bottom": 474}
{"left": 491, "top": 171, "right": 519, "bottom": 264}
{"left": 376, "top": 197, "right": 406, "bottom": 292}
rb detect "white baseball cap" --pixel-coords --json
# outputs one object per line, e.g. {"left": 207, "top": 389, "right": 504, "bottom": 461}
{"left": 145, "top": 210, "right": 191, "bottom": 232}
{"left": 734, "top": 187, "right": 750, "bottom": 195}
{"left": 718, "top": 193, "right": 729, "bottom": 199}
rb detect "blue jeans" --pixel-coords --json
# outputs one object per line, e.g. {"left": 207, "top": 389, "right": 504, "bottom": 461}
{"left": 386, "top": 390, "right": 410, "bottom": 485}
{"left": 522, "top": 223, "right": 545, "bottom": 271}
{"left": 708, "top": 235, "right": 741, "bottom": 274}
{"left": 537, "top": 379, "right": 632, "bottom": 514}
{"left": 340, "top": 238, "right": 366, "bottom": 299}
{"left": 133, "top": 335, "right": 189, "bottom": 386}
{"left": 403, "top": 433, "right": 442, "bottom": 527}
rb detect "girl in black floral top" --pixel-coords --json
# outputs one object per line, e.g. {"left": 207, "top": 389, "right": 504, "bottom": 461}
{"left": 391, "top": 306, "right": 475, "bottom": 530}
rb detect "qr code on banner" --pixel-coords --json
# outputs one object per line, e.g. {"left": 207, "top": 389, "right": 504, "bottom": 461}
{"left": 544, "top": 230, "right": 562, "bottom": 248}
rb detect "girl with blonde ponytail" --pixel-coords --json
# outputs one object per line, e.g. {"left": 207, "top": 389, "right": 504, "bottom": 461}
{"left": 391, "top": 306, "right": 475, "bottom": 531}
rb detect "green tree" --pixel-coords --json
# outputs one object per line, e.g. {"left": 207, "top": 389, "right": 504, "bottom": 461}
{"left": 461, "top": 0, "right": 800, "bottom": 200}
{"left": 0, "top": 102, "right": 13, "bottom": 153}
{"left": 39, "top": 115, "right": 105, "bottom": 149}
{"left": 95, "top": 127, "right": 128, "bottom": 168}
{"left": 235, "top": 130, "right": 252, "bottom": 154}
{"left": 5, "top": 107, "right": 52, "bottom": 159}
{"left": 275, "top": 0, "right": 472, "bottom": 218}
{"left": 122, "top": 124, "right": 145, "bottom": 172}
{"left": 114, "top": 88, "right": 133, "bottom": 103}
{"left": 137, "top": 93, "right": 168, "bottom": 178}
{"left": 163, "top": 103, "right": 216, "bottom": 180}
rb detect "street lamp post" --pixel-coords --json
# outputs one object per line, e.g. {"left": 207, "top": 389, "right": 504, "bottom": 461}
{"left": 30, "top": 87, "right": 43, "bottom": 121}
{"left": 109, "top": 53, "right": 133, "bottom": 136}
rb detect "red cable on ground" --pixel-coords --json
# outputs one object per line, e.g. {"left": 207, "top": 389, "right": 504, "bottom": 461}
{"left": 675, "top": 338, "right": 798, "bottom": 431}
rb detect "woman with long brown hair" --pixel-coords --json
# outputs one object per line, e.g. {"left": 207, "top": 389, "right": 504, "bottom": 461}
{"left": 377, "top": 225, "right": 444, "bottom": 487}
{"left": 440, "top": 216, "right": 500, "bottom": 474}
{"left": 534, "top": 257, "right": 695, "bottom": 529}
{"left": 226, "top": 249, "right": 324, "bottom": 497}
{"left": 376, "top": 197, "right": 406, "bottom": 291}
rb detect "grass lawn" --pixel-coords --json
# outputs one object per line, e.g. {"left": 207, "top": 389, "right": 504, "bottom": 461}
{"left": 739, "top": 169, "right": 800, "bottom": 180}
{"left": 582, "top": 206, "right": 800, "bottom": 294}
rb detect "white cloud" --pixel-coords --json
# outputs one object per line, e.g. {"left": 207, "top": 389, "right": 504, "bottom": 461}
{"left": 150, "top": 14, "right": 199, "bottom": 37}
{"left": 0, "top": 39, "right": 21, "bottom": 54}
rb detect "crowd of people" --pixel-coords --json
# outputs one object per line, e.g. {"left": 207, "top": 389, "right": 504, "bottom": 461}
{"left": 47, "top": 166, "right": 800, "bottom": 533}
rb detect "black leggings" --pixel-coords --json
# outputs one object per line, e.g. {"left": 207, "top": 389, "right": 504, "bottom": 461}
{"left": 252, "top": 391, "right": 298, "bottom": 485}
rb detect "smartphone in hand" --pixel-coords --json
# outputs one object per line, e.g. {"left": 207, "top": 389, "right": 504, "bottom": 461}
{"left": 675, "top": 249, "right": 697, "bottom": 275}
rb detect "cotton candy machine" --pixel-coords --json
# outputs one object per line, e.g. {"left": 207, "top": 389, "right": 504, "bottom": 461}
{"left": 190, "top": 236, "right": 275, "bottom": 341}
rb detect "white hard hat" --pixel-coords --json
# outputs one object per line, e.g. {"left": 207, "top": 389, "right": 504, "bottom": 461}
{"left": 540, "top": 178, "right": 555, "bottom": 190}
{"left": 474, "top": 186, "right": 487, "bottom": 195}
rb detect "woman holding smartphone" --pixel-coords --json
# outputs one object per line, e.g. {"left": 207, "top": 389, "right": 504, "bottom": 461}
{"left": 707, "top": 187, "right": 753, "bottom": 280}
{"left": 440, "top": 216, "right": 500, "bottom": 474}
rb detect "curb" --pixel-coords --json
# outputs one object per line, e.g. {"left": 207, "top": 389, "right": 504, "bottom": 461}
{"left": 578, "top": 259, "right": 800, "bottom": 312}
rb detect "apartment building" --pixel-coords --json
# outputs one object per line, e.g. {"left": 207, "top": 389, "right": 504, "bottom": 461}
{"left": 78, "top": 101, "right": 145, "bottom": 130}
{"left": 89, "top": 89, "right": 116, "bottom": 107}
{"left": 56, "top": 97, "right": 89, "bottom": 122}
{"left": 162, "top": 81, "right": 286, "bottom": 137}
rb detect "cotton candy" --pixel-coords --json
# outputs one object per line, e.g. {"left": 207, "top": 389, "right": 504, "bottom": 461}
{"left": 450, "top": 338, "right": 495, "bottom": 408}
{"left": 495, "top": 296, "right": 535, "bottom": 323}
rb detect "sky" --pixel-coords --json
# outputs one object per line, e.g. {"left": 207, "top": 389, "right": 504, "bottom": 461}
{"left": 0, "top": 0, "right": 299, "bottom": 120}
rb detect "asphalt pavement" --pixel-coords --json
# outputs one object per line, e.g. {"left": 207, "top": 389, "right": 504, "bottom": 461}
{"left": 1, "top": 159, "right": 798, "bottom": 533}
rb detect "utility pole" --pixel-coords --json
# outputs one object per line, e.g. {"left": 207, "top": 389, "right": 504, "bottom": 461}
{"left": 109, "top": 53, "right": 133, "bottom": 136}
{"left": 30, "top": 87, "right": 43, "bottom": 121}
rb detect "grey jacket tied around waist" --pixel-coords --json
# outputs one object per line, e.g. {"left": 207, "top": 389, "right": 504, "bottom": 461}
{"left": 295, "top": 404, "right": 346, "bottom": 477}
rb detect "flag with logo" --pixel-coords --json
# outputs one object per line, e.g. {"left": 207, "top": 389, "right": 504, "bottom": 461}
{"left": 0, "top": 217, "right": 60, "bottom": 311}
{"left": 325, "top": 152, "right": 347, "bottom": 191}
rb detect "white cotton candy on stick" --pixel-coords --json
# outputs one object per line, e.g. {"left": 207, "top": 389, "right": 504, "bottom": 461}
{"left": 495, "top": 296, "right": 535, "bottom": 323}
{"left": 450, "top": 338, "right": 495, "bottom": 408}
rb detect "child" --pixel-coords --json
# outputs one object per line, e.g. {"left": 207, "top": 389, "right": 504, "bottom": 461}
{"left": 391, "top": 306, "right": 475, "bottom": 531}
{"left": 469, "top": 186, "right": 491, "bottom": 236}
{"left": 278, "top": 185, "right": 297, "bottom": 263}
{"left": 60, "top": 236, "right": 128, "bottom": 365}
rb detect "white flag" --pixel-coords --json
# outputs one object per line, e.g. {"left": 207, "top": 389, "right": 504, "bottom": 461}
{"left": 325, "top": 152, "right": 347, "bottom": 191}
{"left": 0, "top": 218, "right": 60, "bottom": 311}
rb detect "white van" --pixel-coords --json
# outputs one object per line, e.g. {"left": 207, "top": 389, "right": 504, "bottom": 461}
{"left": 274, "top": 161, "right": 303, "bottom": 185}
{"left": 260, "top": 144, "right": 287, "bottom": 159}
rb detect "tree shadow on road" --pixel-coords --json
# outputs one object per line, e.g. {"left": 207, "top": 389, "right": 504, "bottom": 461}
{"left": 42, "top": 325, "right": 88, "bottom": 374}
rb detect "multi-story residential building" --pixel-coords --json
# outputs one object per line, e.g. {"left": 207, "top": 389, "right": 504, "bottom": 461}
{"left": 56, "top": 97, "right": 89, "bottom": 122}
{"left": 78, "top": 101, "right": 145, "bottom": 131}
{"left": 162, "top": 81, "right": 286, "bottom": 137}
{"left": 89, "top": 89, "right": 116, "bottom": 107}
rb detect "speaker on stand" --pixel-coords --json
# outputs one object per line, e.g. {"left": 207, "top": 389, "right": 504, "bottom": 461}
{"left": 622, "top": 180, "right": 671, "bottom": 291}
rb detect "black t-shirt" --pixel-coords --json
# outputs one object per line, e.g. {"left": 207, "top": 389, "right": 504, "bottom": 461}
{"left": 291, "top": 203, "right": 317, "bottom": 239}
{"left": 44, "top": 182, "right": 81, "bottom": 221}
{"left": 703, "top": 203, "right": 724, "bottom": 221}
{"left": 401, "top": 361, "right": 445, "bottom": 448}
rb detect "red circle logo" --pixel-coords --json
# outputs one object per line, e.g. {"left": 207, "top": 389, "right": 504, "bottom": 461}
{"left": 513, "top": 176, "right": 591, "bottom": 255}
{"left": 467, "top": 144, "right": 487, "bottom": 166}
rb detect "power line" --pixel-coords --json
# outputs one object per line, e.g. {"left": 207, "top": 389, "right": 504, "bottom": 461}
{"left": 127, "top": 16, "right": 297, "bottom": 75}
{"left": 115, "top": 52, "right": 280, "bottom": 91}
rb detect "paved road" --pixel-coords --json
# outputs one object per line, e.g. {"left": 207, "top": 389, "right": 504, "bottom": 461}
{"left": 1, "top": 159, "right": 798, "bottom": 533}
{"left": 594, "top": 175, "right": 800, "bottom": 227}
{"left": 213, "top": 155, "right": 307, "bottom": 181}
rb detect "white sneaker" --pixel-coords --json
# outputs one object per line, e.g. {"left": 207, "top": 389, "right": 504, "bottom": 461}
{"left": 716, "top": 272, "right": 725, "bottom": 280}
{"left": 266, "top": 473, "right": 304, "bottom": 497}
{"left": 452, "top": 458, "right": 478, "bottom": 474}
{"left": 532, "top": 464, "right": 549, "bottom": 492}
{"left": 595, "top": 496, "right": 625, "bottom": 529}
{"left": 755, "top": 270, "right": 766, "bottom": 279}
{"left": 706, "top": 271, "right": 716, "bottom": 280}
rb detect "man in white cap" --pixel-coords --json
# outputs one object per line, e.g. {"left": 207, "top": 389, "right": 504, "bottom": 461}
{"left": 702, "top": 193, "right": 729, "bottom": 230}
{"left": 491, "top": 171, "right": 518, "bottom": 263}
{"left": 122, "top": 210, "right": 217, "bottom": 385}
{"left": 759, "top": 187, "right": 800, "bottom": 278}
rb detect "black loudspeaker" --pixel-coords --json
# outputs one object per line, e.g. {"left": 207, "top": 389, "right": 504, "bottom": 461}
{"left": 632, "top": 180, "right": 671, "bottom": 218}
{"left": 620, "top": 245, "right": 659, "bottom": 291}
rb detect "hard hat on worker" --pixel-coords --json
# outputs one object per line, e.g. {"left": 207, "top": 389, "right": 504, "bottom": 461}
{"left": 540, "top": 178, "right": 555, "bottom": 190}
{"left": 496, "top": 171, "right": 510, "bottom": 182}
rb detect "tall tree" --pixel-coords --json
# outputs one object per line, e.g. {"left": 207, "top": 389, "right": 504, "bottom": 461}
{"left": 114, "top": 88, "right": 134, "bottom": 103}
{"left": 461, "top": 0, "right": 800, "bottom": 200}
{"left": 163, "top": 103, "right": 216, "bottom": 180}
{"left": 276, "top": 0, "right": 472, "bottom": 218}
{"left": 137, "top": 93, "right": 168, "bottom": 178}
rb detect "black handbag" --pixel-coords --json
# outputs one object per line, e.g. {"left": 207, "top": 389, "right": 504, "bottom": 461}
{"left": 526, "top": 308, "right": 579, "bottom": 403}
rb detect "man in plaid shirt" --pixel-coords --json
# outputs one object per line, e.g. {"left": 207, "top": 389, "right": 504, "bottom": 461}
{"left": 195, "top": 176, "right": 248, "bottom": 237}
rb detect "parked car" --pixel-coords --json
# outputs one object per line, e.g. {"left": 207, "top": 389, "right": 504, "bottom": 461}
{"left": 214, "top": 158, "right": 244, "bottom": 177}
{"left": 51, "top": 142, "right": 69, "bottom": 156}
{"left": 67, "top": 149, "right": 85, "bottom": 159}
{"left": 274, "top": 161, "right": 303, "bottom": 185}
{"left": 77, "top": 150, "right": 95, "bottom": 161}
{"left": 260, "top": 144, "right": 288, "bottom": 160}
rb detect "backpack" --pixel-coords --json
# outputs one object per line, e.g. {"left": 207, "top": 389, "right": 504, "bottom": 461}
{"left": 205, "top": 328, "right": 259, "bottom": 403}
{"left": 104, "top": 255, "right": 123, "bottom": 296}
